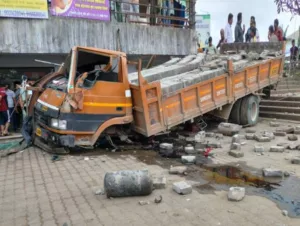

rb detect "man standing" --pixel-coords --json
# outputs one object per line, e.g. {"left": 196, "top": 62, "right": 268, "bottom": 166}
{"left": 0, "top": 87, "right": 9, "bottom": 136}
{"left": 290, "top": 39, "right": 299, "bottom": 70}
{"left": 5, "top": 84, "right": 16, "bottom": 132}
{"left": 206, "top": 37, "right": 217, "bottom": 54}
{"left": 235, "top": 13, "right": 245, "bottom": 43}
{"left": 245, "top": 16, "right": 255, "bottom": 42}
{"left": 268, "top": 25, "right": 278, "bottom": 42}
{"left": 225, "top": 13, "right": 234, "bottom": 43}
{"left": 274, "top": 19, "right": 283, "bottom": 41}
{"left": 216, "top": 29, "right": 225, "bottom": 49}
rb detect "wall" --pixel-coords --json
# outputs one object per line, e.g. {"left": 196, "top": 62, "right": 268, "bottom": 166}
{"left": 0, "top": 16, "right": 197, "bottom": 55}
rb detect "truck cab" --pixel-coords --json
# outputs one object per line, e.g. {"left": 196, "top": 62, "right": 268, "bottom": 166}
{"left": 33, "top": 47, "right": 133, "bottom": 152}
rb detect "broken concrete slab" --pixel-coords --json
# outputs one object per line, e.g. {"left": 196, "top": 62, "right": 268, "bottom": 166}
{"left": 288, "top": 143, "right": 298, "bottom": 150}
{"left": 232, "top": 134, "right": 241, "bottom": 144}
{"left": 273, "top": 131, "right": 286, "bottom": 137}
{"left": 254, "top": 145, "right": 264, "bottom": 153}
{"left": 160, "top": 143, "right": 173, "bottom": 150}
{"left": 269, "top": 146, "right": 285, "bottom": 153}
{"left": 184, "top": 144, "right": 196, "bottom": 154}
{"left": 172, "top": 181, "right": 192, "bottom": 195}
{"left": 288, "top": 134, "right": 298, "bottom": 141}
{"left": 263, "top": 168, "right": 283, "bottom": 177}
{"left": 276, "top": 127, "right": 294, "bottom": 134}
{"left": 205, "top": 132, "right": 215, "bottom": 138}
{"left": 229, "top": 150, "right": 244, "bottom": 158}
{"left": 181, "top": 156, "right": 196, "bottom": 164}
{"left": 291, "top": 157, "right": 300, "bottom": 165}
{"left": 262, "top": 131, "right": 275, "bottom": 140}
{"left": 245, "top": 128, "right": 256, "bottom": 133}
{"left": 169, "top": 166, "right": 188, "bottom": 174}
{"left": 228, "top": 187, "right": 245, "bottom": 201}
{"left": 277, "top": 143, "right": 289, "bottom": 149}
{"left": 218, "top": 122, "right": 242, "bottom": 136}
{"left": 152, "top": 176, "right": 167, "bottom": 189}
{"left": 195, "top": 131, "right": 205, "bottom": 143}
{"left": 254, "top": 135, "right": 271, "bottom": 142}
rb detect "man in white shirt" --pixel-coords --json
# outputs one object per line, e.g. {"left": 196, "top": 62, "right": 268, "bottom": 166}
{"left": 225, "top": 13, "right": 234, "bottom": 43}
{"left": 4, "top": 84, "right": 16, "bottom": 132}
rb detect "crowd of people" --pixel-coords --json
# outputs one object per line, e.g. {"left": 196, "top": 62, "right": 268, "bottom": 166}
{"left": 0, "top": 80, "right": 32, "bottom": 136}
{"left": 203, "top": 13, "right": 286, "bottom": 55}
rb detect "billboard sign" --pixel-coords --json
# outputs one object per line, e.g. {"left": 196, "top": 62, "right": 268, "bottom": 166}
{"left": 51, "top": 0, "right": 110, "bottom": 21}
{"left": 195, "top": 14, "right": 211, "bottom": 48}
{"left": 0, "top": 0, "right": 48, "bottom": 19}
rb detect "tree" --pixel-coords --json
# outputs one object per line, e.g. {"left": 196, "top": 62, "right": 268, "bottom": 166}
{"left": 275, "top": 0, "right": 300, "bottom": 15}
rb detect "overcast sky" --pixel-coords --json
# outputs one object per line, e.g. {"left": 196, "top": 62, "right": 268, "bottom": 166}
{"left": 196, "top": 0, "right": 300, "bottom": 44}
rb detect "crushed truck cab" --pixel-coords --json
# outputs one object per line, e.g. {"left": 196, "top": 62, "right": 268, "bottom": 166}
{"left": 29, "top": 42, "right": 285, "bottom": 153}
{"left": 32, "top": 47, "right": 133, "bottom": 152}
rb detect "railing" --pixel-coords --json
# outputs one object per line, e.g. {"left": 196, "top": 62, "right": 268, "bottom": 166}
{"left": 109, "top": 0, "right": 196, "bottom": 29}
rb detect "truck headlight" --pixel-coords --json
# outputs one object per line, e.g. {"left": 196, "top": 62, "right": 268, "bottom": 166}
{"left": 51, "top": 119, "right": 67, "bottom": 130}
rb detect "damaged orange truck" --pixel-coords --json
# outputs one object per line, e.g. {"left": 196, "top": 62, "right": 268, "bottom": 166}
{"left": 27, "top": 42, "right": 285, "bottom": 153}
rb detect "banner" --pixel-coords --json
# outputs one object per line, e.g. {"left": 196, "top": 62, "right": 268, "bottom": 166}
{"left": 51, "top": 0, "right": 110, "bottom": 21}
{"left": 0, "top": 0, "right": 48, "bottom": 19}
{"left": 195, "top": 14, "right": 211, "bottom": 48}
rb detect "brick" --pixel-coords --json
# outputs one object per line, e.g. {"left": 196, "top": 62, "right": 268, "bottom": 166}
{"left": 291, "top": 157, "right": 300, "bottom": 165}
{"left": 254, "top": 135, "right": 271, "bottom": 142}
{"left": 172, "top": 181, "right": 192, "bottom": 195}
{"left": 273, "top": 131, "right": 286, "bottom": 136}
{"left": 229, "top": 150, "right": 244, "bottom": 158}
{"left": 218, "top": 122, "right": 242, "bottom": 136}
{"left": 269, "top": 146, "right": 285, "bottom": 153}
{"left": 288, "top": 134, "right": 298, "bottom": 141}
{"left": 181, "top": 156, "right": 196, "bottom": 164}
{"left": 269, "top": 121, "right": 280, "bottom": 127}
{"left": 169, "top": 166, "right": 187, "bottom": 174}
{"left": 254, "top": 145, "right": 264, "bottom": 153}
{"left": 263, "top": 168, "right": 283, "bottom": 177}
{"left": 245, "top": 133, "right": 255, "bottom": 140}
{"left": 228, "top": 187, "right": 245, "bottom": 201}
{"left": 230, "top": 143, "right": 241, "bottom": 151}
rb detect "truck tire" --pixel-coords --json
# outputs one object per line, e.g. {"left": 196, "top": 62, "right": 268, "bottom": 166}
{"left": 229, "top": 99, "right": 242, "bottom": 124}
{"left": 240, "top": 95, "right": 259, "bottom": 126}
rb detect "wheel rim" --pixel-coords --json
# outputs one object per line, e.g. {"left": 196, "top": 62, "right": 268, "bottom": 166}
{"left": 250, "top": 101, "right": 258, "bottom": 122}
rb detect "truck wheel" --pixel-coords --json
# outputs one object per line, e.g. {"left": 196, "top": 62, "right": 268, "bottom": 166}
{"left": 240, "top": 95, "right": 259, "bottom": 126}
{"left": 229, "top": 99, "right": 242, "bottom": 124}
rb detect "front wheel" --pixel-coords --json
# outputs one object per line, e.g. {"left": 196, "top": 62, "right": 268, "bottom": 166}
{"left": 240, "top": 95, "right": 259, "bottom": 126}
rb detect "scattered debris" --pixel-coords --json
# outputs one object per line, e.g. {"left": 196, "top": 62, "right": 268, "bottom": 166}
{"left": 269, "top": 121, "right": 280, "bottom": 127}
{"left": 139, "top": 201, "right": 150, "bottom": 206}
{"left": 276, "top": 127, "right": 294, "bottom": 134}
{"left": 288, "top": 143, "right": 298, "bottom": 150}
{"left": 284, "top": 171, "right": 290, "bottom": 177}
{"left": 282, "top": 210, "right": 288, "bottom": 216}
{"left": 228, "top": 187, "right": 245, "bottom": 201}
{"left": 95, "top": 188, "right": 105, "bottom": 195}
{"left": 215, "top": 133, "right": 224, "bottom": 139}
{"left": 230, "top": 143, "right": 241, "bottom": 151}
{"left": 288, "top": 134, "right": 298, "bottom": 141}
{"left": 84, "top": 157, "right": 90, "bottom": 161}
{"left": 269, "top": 146, "right": 285, "bottom": 153}
{"left": 273, "top": 131, "right": 286, "bottom": 137}
{"left": 160, "top": 143, "right": 173, "bottom": 150}
{"left": 169, "top": 166, "right": 188, "bottom": 174}
{"left": 291, "top": 157, "right": 300, "bottom": 165}
{"left": 263, "top": 168, "right": 283, "bottom": 177}
{"left": 262, "top": 131, "right": 275, "bottom": 140}
{"left": 277, "top": 143, "right": 289, "bottom": 149}
{"left": 152, "top": 176, "right": 167, "bottom": 189}
{"left": 254, "top": 145, "right": 264, "bottom": 153}
{"left": 232, "top": 134, "right": 241, "bottom": 144}
{"left": 154, "top": 195, "right": 163, "bottom": 204}
{"left": 205, "top": 132, "right": 215, "bottom": 138}
{"left": 181, "top": 156, "right": 196, "bottom": 164}
{"left": 195, "top": 131, "right": 206, "bottom": 143}
{"left": 254, "top": 135, "right": 271, "bottom": 142}
{"left": 229, "top": 150, "right": 244, "bottom": 158}
{"left": 172, "top": 181, "right": 192, "bottom": 195}
{"left": 218, "top": 122, "right": 242, "bottom": 136}
{"left": 104, "top": 170, "right": 153, "bottom": 198}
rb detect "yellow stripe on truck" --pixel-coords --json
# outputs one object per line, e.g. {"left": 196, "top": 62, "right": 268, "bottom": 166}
{"left": 83, "top": 102, "right": 132, "bottom": 107}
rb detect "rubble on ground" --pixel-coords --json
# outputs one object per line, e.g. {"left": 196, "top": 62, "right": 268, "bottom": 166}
{"left": 169, "top": 166, "right": 187, "bottom": 174}
{"left": 228, "top": 187, "right": 245, "bottom": 201}
{"left": 229, "top": 150, "right": 244, "bottom": 158}
{"left": 291, "top": 157, "right": 300, "bottom": 165}
{"left": 263, "top": 168, "right": 283, "bottom": 177}
{"left": 181, "top": 156, "right": 196, "bottom": 164}
{"left": 152, "top": 176, "right": 167, "bottom": 189}
{"left": 288, "top": 134, "right": 298, "bottom": 141}
{"left": 254, "top": 145, "right": 264, "bottom": 153}
{"left": 269, "top": 146, "right": 285, "bottom": 153}
{"left": 172, "top": 181, "right": 192, "bottom": 195}
{"left": 218, "top": 123, "right": 242, "bottom": 136}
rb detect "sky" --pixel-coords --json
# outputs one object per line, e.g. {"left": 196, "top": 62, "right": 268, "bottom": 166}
{"left": 196, "top": 0, "right": 300, "bottom": 45}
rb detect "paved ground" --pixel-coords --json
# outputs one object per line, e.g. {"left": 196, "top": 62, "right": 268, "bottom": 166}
{"left": 1, "top": 119, "right": 300, "bottom": 226}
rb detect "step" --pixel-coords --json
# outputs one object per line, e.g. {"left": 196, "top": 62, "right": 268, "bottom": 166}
{"left": 260, "top": 105, "right": 300, "bottom": 114}
{"left": 267, "top": 96, "right": 300, "bottom": 101}
{"left": 260, "top": 100, "right": 300, "bottom": 107}
{"left": 260, "top": 111, "right": 300, "bottom": 121}
{"left": 271, "top": 89, "right": 300, "bottom": 94}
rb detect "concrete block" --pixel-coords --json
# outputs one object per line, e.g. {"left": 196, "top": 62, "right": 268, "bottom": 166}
{"left": 230, "top": 143, "right": 241, "bottom": 151}
{"left": 172, "top": 181, "right": 192, "bottom": 195}
{"left": 288, "top": 134, "right": 298, "bottom": 141}
{"left": 218, "top": 123, "right": 242, "bottom": 136}
{"left": 232, "top": 134, "right": 241, "bottom": 144}
{"left": 245, "top": 128, "right": 256, "bottom": 133}
{"left": 181, "top": 156, "right": 196, "bottom": 164}
{"left": 229, "top": 150, "right": 244, "bottom": 158}
{"left": 277, "top": 143, "right": 289, "bottom": 149}
{"left": 276, "top": 127, "right": 294, "bottom": 134}
{"left": 205, "top": 132, "right": 215, "bottom": 137}
{"left": 206, "top": 142, "right": 222, "bottom": 148}
{"left": 228, "top": 187, "right": 245, "bottom": 201}
{"left": 169, "top": 166, "right": 187, "bottom": 174}
{"left": 195, "top": 131, "right": 205, "bottom": 143}
{"left": 152, "top": 176, "right": 167, "bottom": 189}
{"left": 288, "top": 143, "right": 298, "bottom": 150}
{"left": 291, "top": 157, "right": 300, "bottom": 165}
{"left": 294, "top": 130, "right": 300, "bottom": 135}
{"left": 184, "top": 144, "right": 196, "bottom": 154}
{"left": 254, "top": 135, "right": 271, "bottom": 142}
{"left": 263, "top": 168, "right": 283, "bottom": 177}
{"left": 269, "top": 146, "right": 285, "bottom": 153}
{"left": 245, "top": 133, "right": 255, "bottom": 140}
{"left": 160, "top": 143, "right": 173, "bottom": 150}
{"left": 273, "top": 131, "right": 286, "bottom": 136}
{"left": 269, "top": 121, "right": 280, "bottom": 127}
{"left": 254, "top": 145, "right": 264, "bottom": 153}
{"left": 262, "top": 131, "right": 275, "bottom": 140}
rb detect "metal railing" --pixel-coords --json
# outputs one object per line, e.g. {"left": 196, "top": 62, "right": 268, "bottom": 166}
{"left": 109, "top": 0, "right": 196, "bottom": 29}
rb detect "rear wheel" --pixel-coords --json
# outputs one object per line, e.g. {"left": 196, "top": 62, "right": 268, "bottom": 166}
{"left": 240, "top": 95, "right": 259, "bottom": 126}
